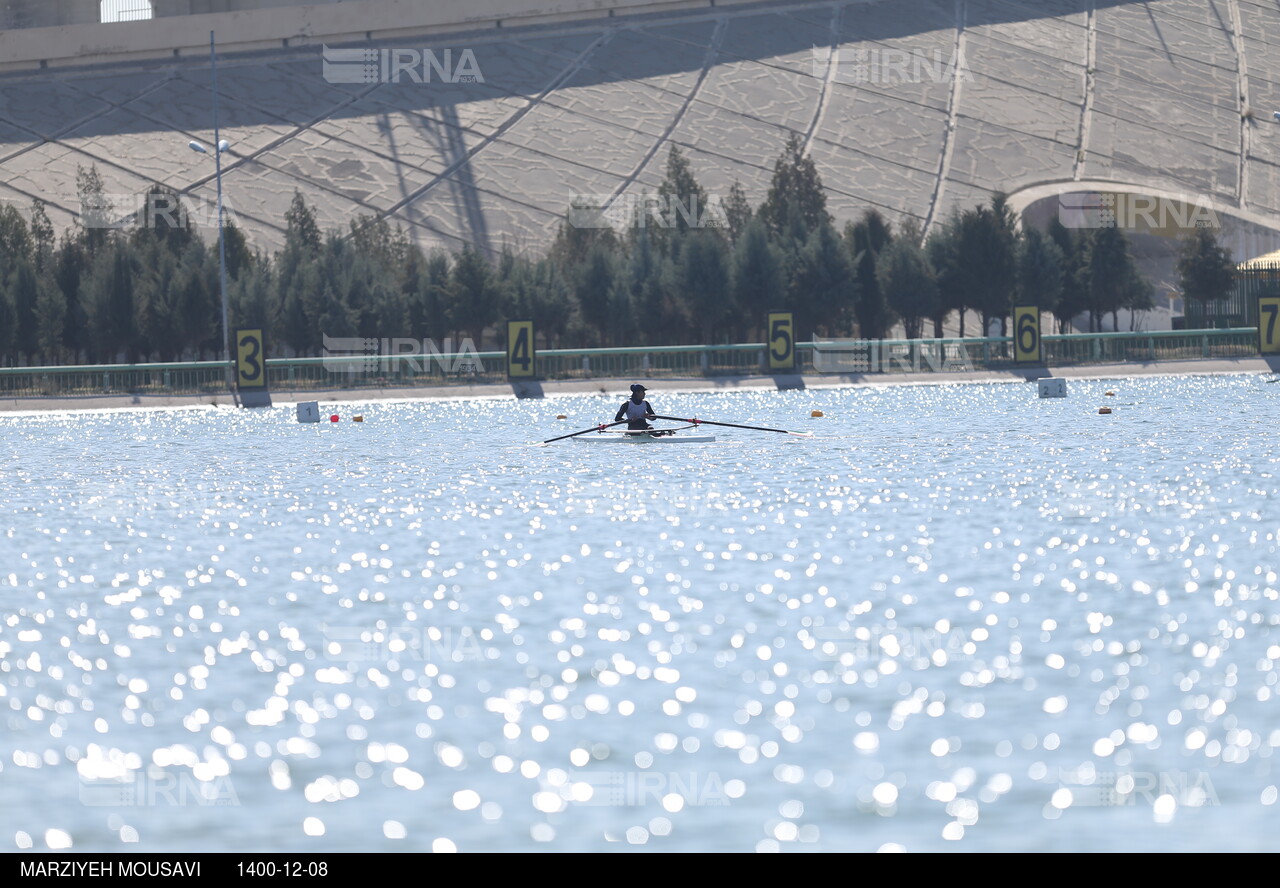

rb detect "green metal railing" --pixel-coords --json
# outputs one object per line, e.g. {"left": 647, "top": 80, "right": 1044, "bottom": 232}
{"left": 1044, "top": 327, "right": 1258, "bottom": 363}
{"left": 809, "top": 327, "right": 1260, "bottom": 372}
{"left": 532, "top": 343, "right": 777, "bottom": 380}
{"left": 0, "top": 360, "right": 233, "bottom": 399}
{"left": 0, "top": 328, "right": 1263, "bottom": 398}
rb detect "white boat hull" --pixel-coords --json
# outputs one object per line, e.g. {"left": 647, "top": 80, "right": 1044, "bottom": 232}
{"left": 574, "top": 432, "right": 716, "bottom": 444}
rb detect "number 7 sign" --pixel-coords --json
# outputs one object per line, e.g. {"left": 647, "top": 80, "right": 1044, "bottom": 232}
{"left": 1259, "top": 297, "right": 1280, "bottom": 354}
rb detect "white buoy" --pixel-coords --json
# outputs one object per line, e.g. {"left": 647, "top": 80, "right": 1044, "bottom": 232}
{"left": 1038, "top": 378, "right": 1067, "bottom": 398}
{"left": 296, "top": 401, "right": 321, "bottom": 423}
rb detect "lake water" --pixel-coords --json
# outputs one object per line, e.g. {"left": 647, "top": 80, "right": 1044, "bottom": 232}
{"left": 2, "top": 374, "right": 1279, "bottom": 853}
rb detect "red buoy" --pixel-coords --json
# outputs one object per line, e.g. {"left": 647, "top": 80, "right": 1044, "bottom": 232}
{"left": 330, "top": 415, "right": 339, "bottom": 422}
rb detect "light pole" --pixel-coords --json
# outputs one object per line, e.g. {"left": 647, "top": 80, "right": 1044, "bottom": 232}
{"left": 189, "top": 30, "right": 237, "bottom": 406}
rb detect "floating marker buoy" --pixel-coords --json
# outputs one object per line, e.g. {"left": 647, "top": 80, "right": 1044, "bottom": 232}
{"left": 1105, "top": 391, "right": 1116, "bottom": 396}
{"left": 556, "top": 414, "right": 567, "bottom": 420}
{"left": 352, "top": 415, "right": 364, "bottom": 423}
{"left": 1038, "top": 378, "right": 1067, "bottom": 398}
{"left": 811, "top": 410, "right": 824, "bottom": 418}
{"left": 1098, "top": 407, "right": 1112, "bottom": 414}
{"left": 330, "top": 414, "right": 339, "bottom": 423}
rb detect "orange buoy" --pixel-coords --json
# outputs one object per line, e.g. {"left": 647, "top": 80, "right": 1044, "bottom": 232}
{"left": 352, "top": 415, "right": 364, "bottom": 423}
{"left": 556, "top": 414, "right": 567, "bottom": 420}
{"left": 811, "top": 410, "right": 824, "bottom": 418}
{"left": 1098, "top": 407, "right": 1112, "bottom": 414}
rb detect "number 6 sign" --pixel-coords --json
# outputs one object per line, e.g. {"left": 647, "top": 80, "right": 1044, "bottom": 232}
{"left": 1013, "top": 305, "right": 1042, "bottom": 364}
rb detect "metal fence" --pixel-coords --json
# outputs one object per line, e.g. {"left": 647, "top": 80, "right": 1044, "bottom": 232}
{"left": 809, "top": 327, "right": 1260, "bottom": 372}
{"left": 0, "top": 328, "right": 1264, "bottom": 398}
{"left": 1194, "top": 265, "right": 1280, "bottom": 329}
{"left": 1044, "top": 328, "right": 1259, "bottom": 363}
{"left": 0, "top": 361, "right": 231, "bottom": 399}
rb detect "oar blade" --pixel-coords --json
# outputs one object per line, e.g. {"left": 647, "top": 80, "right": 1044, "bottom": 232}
{"left": 541, "top": 419, "right": 629, "bottom": 443}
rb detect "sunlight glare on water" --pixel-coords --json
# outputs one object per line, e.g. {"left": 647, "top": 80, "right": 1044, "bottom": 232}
{"left": 1, "top": 375, "right": 1279, "bottom": 851}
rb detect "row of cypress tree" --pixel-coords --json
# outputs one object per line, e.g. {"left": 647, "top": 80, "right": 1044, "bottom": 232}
{"left": 0, "top": 138, "right": 1236, "bottom": 365}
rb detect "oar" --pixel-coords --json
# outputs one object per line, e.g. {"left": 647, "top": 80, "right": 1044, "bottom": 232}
{"left": 538, "top": 420, "right": 629, "bottom": 444}
{"left": 653, "top": 415, "right": 813, "bottom": 438}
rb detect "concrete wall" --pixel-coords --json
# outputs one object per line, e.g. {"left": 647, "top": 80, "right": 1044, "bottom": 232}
{"left": 0, "top": 0, "right": 102, "bottom": 29}
{"left": 0, "top": 0, "right": 736, "bottom": 70}
{"left": 153, "top": 0, "right": 346, "bottom": 15}
{"left": 1, "top": 0, "right": 342, "bottom": 28}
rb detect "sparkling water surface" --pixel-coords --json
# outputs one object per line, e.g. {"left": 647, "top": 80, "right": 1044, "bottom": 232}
{"left": 2, "top": 375, "right": 1280, "bottom": 853}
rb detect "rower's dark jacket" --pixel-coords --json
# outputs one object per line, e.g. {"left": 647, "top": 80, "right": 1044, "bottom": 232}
{"left": 615, "top": 398, "right": 656, "bottom": 429}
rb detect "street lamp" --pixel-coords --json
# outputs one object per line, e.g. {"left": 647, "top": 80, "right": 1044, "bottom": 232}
{"left": 190, "top": 30, "right": 237, "bottom": 406}
{"left": 188, "top": 139, "right": 229, "bottom": 155}
{"left": 189, "top": 134, "right": 233, "bottom": 406}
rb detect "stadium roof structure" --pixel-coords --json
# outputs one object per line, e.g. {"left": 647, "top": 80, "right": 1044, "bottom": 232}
{"left": 4, "top": 0, "right": 1280, "bottom": 261}
{"left": 1238, "top": 248, "right": 1280, "bottom": 268}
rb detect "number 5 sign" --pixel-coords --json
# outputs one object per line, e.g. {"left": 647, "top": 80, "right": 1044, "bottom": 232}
{"left": 767, "top": 311, "right": 795, "bottom": 371}
{"left": 1013, "top": 305, "right": 1042, "bottom": 364}
{"left": 1259, "top": 296, "right": 1280, "bottom": 354}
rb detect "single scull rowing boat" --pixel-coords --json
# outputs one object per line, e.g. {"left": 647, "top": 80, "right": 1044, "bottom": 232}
{"left": 538, "top": 415, "right": 812, "bottom": 446}
{"left": 574, "top": 425, "right": 715, "bottom": 444}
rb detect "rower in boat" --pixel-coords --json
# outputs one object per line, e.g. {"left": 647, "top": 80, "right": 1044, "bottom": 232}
{"left": 614, "top": 384, "right": 673, "bottom": 436}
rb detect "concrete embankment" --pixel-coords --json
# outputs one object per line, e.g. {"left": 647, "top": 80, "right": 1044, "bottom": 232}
{"left": 2, "top": 357, "right": 1276, "bottom": 414}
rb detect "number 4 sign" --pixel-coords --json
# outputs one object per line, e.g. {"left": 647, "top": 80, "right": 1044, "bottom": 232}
{"left": 507, "top": 320, "right": 535, "bottom": 379}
